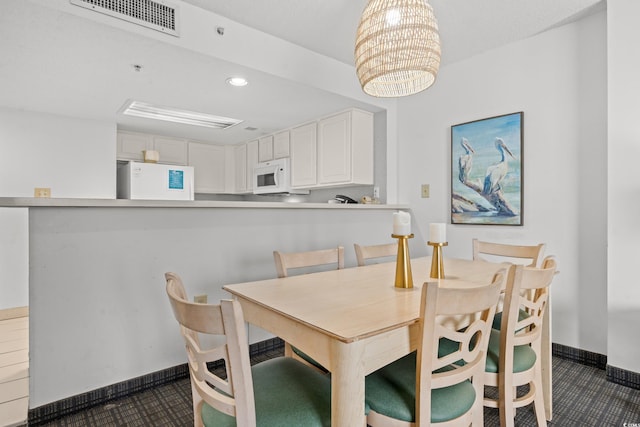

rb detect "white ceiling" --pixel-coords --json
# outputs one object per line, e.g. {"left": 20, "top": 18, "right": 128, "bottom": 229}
{"left": 181, "top": 0, "right": 605, "bottom": 66}
{"left": 1, "top": 0, "right": 604, "bottom": 144}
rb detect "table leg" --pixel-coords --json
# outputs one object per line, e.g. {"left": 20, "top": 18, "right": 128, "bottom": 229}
{"left": 283, "top": 341, "right": 294, "bottom": 358}
{"left": 542, "top": 297, "right": 552, "bottom": 420}
{"left": 330, "top": 340, "right": 367, "bottom": 427}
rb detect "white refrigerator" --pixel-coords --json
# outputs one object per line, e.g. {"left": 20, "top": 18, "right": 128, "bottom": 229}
{"left": 117, "top": 162, "right": 194, "bottom": 200}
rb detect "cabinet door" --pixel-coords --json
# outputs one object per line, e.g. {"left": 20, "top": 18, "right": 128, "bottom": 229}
{"left": 273, "top": 131, "right": 290, "bottom": 159}
{"left": 349, "top": 109, "right": 374, "bottom": 185}
{"left": 318, "top": 111, "right": 351, "bottom": 184}
{"left": 290, "top": 122, "right": 317, "bottom": 187}
{"left": 153, "top": 136, "right": 188, "bottom": 165}
{"left": 188, "top": 142, "right": 226, "bottom": 193}
{"left": 234, "top": 144, "right": 247, "bottom": 193}
{"left": 258, "top": 136, "right": 274, "bottom": 162}
{"left": 246, "top": 140, "right": 259, "bottom": 192}
{"left": 117, "top": 131, "right": 152, "bottom": 161}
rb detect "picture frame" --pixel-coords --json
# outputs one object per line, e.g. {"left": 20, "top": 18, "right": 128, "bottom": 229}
{"left": 450, "top": 112, "right": 523, "bottom": 226}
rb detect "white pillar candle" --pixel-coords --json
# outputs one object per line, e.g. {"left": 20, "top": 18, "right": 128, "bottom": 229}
{"left": 393, "top": 211, "right": 411, "bottom": 235}
{"left": 429, "top": 223, "right": 446, "bottom": 243}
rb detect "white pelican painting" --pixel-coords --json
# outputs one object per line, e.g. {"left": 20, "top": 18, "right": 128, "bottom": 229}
{"left": 450, "top": 112, "right": 523, "bottom": 225}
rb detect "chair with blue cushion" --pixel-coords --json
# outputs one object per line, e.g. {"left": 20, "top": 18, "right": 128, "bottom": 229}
{"left": 365, "top": 272, "right": 505, "bottom": 426}
{"left": 483, "top": 258, "right": 558, "bottom": 427}
{"left": 165, "top": 272, "right": 332, "bottom": 427}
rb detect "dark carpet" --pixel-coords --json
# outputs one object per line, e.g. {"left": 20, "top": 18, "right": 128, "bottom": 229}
{"left": 34, "top": 350, "right": 640, "bottom": 426}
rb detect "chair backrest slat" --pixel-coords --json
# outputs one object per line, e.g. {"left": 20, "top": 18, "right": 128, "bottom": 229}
{"left": 274, "top": 246, "right": 344, "bottom": 278}
{"left": 354, "top": 243, "right": 396, "bottom": 266}
{"left": 472, "top": 238, "right": 545, "bottom": 267}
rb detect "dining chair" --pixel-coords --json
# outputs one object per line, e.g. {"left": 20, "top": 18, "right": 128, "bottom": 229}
{"left": 472, "top": 238, "right": 546, "bottom": 330}
{"left": 354, "top": 242, "right": 397, "bottom": 266}
{"left": 273, "top": 246, "right": 344, "bottom": 278}
{"left": 273, "top": 246, "right": 344, "bottom": 371}
{"left": 483, "top": 257, "right": 558, "bottom": 427}
{"left": 472, "top": 238, "right": 545, "bottom": 267}
{"left": 365, "top": 271, "right": 505, "bottom": 426}
{"left": 165, "top": 272, "right": 333, "bottom": 427}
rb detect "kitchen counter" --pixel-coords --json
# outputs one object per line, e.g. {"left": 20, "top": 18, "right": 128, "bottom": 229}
{"left": 0, "top": 197, "right": 407, "bottom": 210}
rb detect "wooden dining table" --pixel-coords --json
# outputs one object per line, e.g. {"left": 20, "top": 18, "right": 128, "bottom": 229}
{"left": 223, "top": 256, "right": 553, "bottom": 427}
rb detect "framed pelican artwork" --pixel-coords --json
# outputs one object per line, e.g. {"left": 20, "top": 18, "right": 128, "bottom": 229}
{"left": 450, "top": 112, "right": 523, "bottom": 225}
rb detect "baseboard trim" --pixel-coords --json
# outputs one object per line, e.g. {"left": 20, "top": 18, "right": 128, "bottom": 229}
{"left": 552, "top": 342, "right": 607, "bottom": 369}
{"left": 29, "top": 338, "right": 637, "bottom": 424}
{"left": 28, "top": 337, "right": 284, "bottom": 426}
{"left": 0, "top": 306, "right": 28, "bottom": 321}
{"left": 606, "top": 364, "right": 640, "bottom": 390}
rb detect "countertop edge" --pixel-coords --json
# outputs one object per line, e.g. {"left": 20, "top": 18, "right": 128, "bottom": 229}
{"left": 0, "top": 197, "right": 409, "bottom": 210}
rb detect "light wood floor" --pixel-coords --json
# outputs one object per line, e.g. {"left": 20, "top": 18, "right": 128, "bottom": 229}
{"left": 0, "top": 316, "right": 28, "bottom": 427}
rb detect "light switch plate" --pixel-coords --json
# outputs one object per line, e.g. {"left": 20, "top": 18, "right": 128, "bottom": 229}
{"left": 421, "top": 184, "right": 430, "bottom": 198}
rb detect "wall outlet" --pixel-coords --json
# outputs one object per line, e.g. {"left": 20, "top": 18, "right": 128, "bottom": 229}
{"left": 421, "top": 184, "right": 430, "bottom": 198}
{"left": 34, "top": 187, "right": 51, "bottom": 198}
{"left": 373, "top": 186, "right": 380, "bottom": 198}
{"left": 194, "top": 294, "right": 208, "bottom": 304}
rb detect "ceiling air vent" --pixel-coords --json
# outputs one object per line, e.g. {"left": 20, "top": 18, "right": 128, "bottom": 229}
{"left": 70, "top": 0, "right": 179, "bottom": 37}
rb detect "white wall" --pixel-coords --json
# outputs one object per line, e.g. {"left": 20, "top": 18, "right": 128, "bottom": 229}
{"left": 0, "top": 109, "right": 115, "bottom": 312}
{"left": 28, "top": 206, "right": 416, "bottom": 407}
{"left": 607, "top": 0, "right": 640, "bottom": 374}
{"left": 0, "top": 108, "right": 116, "bottom": 198}
{"left": 0, "top": 208, "right": 28, "bottom": 310}
{"left": 395, "top": 12, "right": 608, "bottom": 355}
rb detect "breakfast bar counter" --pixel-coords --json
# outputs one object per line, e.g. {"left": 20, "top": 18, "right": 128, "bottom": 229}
{"left": 13, "top": 198, "right": 422, "bottom": 414}
{"left": 0, "top": 197, "right": 408, "bottom": 210}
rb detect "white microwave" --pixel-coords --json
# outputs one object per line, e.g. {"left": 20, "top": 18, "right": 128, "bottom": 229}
{"left": 253, "top": 158, "right": 308, "bottom": 195}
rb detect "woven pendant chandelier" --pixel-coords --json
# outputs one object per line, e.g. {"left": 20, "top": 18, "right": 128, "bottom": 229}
{"left": 355, "top": 0, "right": 441, "bottom": 97}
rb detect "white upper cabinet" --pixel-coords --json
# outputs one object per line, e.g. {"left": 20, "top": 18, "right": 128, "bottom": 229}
{"left": 317, "top": 109, "right": 373, "bottom": 186}
{"left": 290, "top": 122, "right": 318, "bottom": 188}
{"left": 117, "top": 131, "right": 187, "bottom": 165}
{"left": 188, "top": 142, "right": 226, "bottom": 194}
{"left": 318, "top": 112, "right": 351, "bottom": 185}
{"left": 273, "top": 131, "right": 290, "bottom": 159}
{"left": 258, "top": 136, "right": 274, "bottom": 162}
{"left": 117, "top": 131, "right": 152, "bottom": 162}
{"left": 152, "top": 136, "right": 188, "bottom": 165}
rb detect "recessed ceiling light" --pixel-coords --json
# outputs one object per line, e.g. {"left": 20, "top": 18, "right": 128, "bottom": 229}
{"left": 120, "top": 100, "right": 243, "bottom": 129}
{"left": 226, "top": 77, "right": 248, "bottom": 87}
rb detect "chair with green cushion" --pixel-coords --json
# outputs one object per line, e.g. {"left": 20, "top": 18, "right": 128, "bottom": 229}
{"left": 472, "top": 238, "right": 546, "bottom": 332}
{"left": 273, "top": 246, "right": 344, "bottom": 372}
{"left": 365, "top": 272, "right": 505, "bottom": 426}
{"left": 483, "top": 258, "right": 558, "bottom": 427}
{"left": 165, "top": 272, "right": 332, "bottom": 427}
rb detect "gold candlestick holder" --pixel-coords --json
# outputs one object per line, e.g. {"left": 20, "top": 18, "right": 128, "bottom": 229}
{"left": 428, "top": 241, "right": 448, "bottom": 279}
{"left": 392, "top": 233, "right": 414, "bottom": 289}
